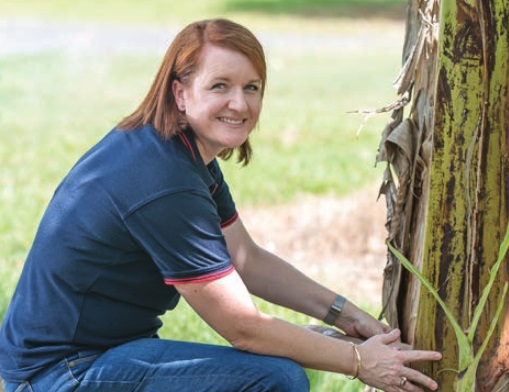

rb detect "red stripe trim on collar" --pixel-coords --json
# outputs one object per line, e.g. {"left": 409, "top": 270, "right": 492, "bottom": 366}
{"left": 164, "top": 265, "right": 235, "bottom": 285}
{"left": 178, "top": 132, "right": 197, "bottom": 161}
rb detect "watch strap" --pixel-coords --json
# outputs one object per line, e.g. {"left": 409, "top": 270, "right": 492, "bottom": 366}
{"left": 323, "top": 294, "right": 346, "bottom": 325}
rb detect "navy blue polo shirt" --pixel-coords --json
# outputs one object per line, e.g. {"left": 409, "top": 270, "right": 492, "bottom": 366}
{"left": 0, "top": 124, "right": 238, "bottom": 382}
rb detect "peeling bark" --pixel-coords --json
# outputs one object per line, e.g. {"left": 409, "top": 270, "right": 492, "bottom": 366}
{"left": 377, "top": 0, "right": 509, "bottom": 390}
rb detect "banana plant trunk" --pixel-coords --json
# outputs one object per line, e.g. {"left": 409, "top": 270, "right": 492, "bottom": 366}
{"left": 377, "top": 0, "right": 509, "bottom": 390}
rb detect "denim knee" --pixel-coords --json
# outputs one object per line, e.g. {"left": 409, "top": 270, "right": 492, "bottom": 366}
{"left": 279, "top": 360, "right": 309, "bottom": 392}
{"left": 255, "top": 358, "right": 310, "bottom": 392}
{"left": 2, "top": 381, "right": 33, "bottom": 392}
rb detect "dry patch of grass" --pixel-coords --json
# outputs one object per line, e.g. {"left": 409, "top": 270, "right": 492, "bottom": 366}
{"left": 240, "top": 185, "right": 388, "bottom": 308}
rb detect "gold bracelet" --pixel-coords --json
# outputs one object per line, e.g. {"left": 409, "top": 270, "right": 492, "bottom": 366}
{"left": 348, "top": 343, "right": 362, "bottom": 380}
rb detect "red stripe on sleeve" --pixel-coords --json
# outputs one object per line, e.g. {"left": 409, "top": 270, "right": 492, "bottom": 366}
{"left": 221, "top": 212, "right": 238, "bottom": 229}
{"left": 164, "top": 265, "right": 235, "bottom": 285}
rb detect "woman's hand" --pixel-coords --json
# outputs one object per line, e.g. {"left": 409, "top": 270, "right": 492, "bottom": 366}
{"left": 357, "top": 329, "right": 442, "bottom": 392}
{"left": 337, "top": 301, "right": 392, "bottom": 339}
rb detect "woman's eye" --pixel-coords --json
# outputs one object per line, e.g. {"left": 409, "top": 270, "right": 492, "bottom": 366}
{"left": 245, "top": 84, "right": 259, "bottom": 92}
{"left": 211, "top": 83, "right": 226, "bottom": 90}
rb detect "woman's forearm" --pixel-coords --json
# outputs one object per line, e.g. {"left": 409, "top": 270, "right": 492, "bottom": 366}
{"left": 233, "top": 311, "right": 358, "bottom": 376}
{"left": 236, "top": 244, "right": 336, "bottom": 322}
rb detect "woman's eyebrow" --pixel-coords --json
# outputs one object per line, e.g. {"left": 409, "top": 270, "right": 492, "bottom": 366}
{"left": 248, "top": 79, "right": 262, "bottom": 84}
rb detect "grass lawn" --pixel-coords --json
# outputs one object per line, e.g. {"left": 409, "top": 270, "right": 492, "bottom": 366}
{"left": 0, "top": 2, "right": 404, "bottom": 390}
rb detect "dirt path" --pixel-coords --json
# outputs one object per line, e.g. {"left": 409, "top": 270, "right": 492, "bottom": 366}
{"left": 240, "top": 186, "right": 388, "bottom": 308}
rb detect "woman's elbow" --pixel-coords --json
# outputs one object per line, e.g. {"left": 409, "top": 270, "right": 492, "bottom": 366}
{"left": 224, "top": 316, "right": 267, "bottom": 353}
{"left": 229, "top": 335, "right": 255, "bottom": 352}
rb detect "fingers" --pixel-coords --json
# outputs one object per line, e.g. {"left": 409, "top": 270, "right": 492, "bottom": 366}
{"left": 360, "top": 329, "right": 442, "bottom": 392}
{"left": 398, "top": 350, "right": 441, "bottom": 391}
{"left": 399, "top": 367, "right": 439, "bottom": 391}
{"left": 376, "top": 368, "right": 437, "bottom": 392}
{"left": 367, "top": 329, "right": 442, "bottom": 366}
{"left": 359, "top": 337, "right": 441, "bottom": 392}
{"left": 402, "top": 349, "right": 442, "bottom": 363}
{"left": 373, "top": 328, "right": 401, "bottom": 345}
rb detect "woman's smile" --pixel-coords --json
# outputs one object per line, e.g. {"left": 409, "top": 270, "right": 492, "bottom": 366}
{"left": 219, "top": 117, "right": 245, "bottom": 125}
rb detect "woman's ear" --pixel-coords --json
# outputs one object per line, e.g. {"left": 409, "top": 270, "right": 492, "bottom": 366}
{"left": 172, "top": 80, "right": 186, "bottom": 111}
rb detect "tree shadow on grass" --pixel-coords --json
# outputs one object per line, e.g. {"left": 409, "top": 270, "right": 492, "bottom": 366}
{"left": 223, "top": 0, "right": 407, "bottom": 20}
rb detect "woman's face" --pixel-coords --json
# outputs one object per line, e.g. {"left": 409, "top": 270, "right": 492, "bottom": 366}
{"left": 173, "top": 44, "right": 263, "bottom": 163}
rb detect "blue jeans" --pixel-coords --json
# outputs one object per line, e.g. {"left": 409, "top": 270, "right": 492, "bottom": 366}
{"left": 3, "top": 338, "right": 309, "bottom": 392}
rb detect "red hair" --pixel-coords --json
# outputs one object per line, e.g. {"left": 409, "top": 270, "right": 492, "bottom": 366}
{"left": 118, "top": 18, "right": 266, "bottom": 165}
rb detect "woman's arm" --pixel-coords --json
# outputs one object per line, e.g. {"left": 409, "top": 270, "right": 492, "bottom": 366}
{"left": 175, "top": 270, "right": 357, "bottom": 374}
{"left": 222, "top": 217, "right": 389, "bottom": 339}
{"left": 175, "top": 269, "right": 440, "bottom": 391}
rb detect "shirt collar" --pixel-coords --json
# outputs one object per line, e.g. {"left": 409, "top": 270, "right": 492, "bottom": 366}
{"left": 178, "top": 128, "right": 216, "bottom": 188}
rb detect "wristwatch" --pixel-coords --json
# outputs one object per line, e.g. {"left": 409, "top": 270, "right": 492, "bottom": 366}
{"left": 323, "top": 294, "right": 346, "bottom": 325}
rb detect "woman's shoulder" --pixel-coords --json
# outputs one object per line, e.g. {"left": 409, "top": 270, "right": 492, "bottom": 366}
{"left": 59, "top": 124, "right": 205, "bottom": 214}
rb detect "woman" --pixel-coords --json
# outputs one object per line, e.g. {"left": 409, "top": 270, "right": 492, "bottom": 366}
{"left": 0, "top": 19, "right": 441, "bottom": 392}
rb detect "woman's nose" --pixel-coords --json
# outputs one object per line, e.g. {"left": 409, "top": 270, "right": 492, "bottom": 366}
{"left": 228, "top": 89, "right": 248, "bottom": 112}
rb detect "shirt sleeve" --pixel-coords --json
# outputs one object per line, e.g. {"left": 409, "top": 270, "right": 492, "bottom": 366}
{"left": 123, "top": 189, "right": 234, "bottom": 285}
